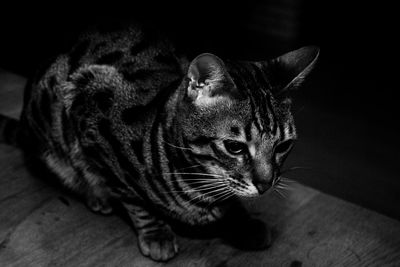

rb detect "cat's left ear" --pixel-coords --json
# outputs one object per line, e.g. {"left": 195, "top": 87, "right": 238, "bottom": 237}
{"left": 258, "top": 46, "right": 320, "bottom": 99}
{"left": 186, "top": 53, "right": 237, "bottom": 105}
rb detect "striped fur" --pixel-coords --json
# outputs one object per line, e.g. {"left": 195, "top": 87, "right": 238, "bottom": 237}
{"left": 3, "top": 24, "right": 319, "bottom": 261}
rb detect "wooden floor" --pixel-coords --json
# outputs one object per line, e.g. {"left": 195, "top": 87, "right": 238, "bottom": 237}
{"left": 1, "top": 70, "right": 400, "bottom": 266}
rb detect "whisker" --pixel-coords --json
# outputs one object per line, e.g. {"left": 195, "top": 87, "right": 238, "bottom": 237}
{"left": 163, "top": 141, "right": 193, "bottom": 151}
{"left": 279, "top": 179, "right": 299, "bottom": 191}
{"left": 192, "top": 188, "right": 230, "bottom": 206}
{"left": 165, "top": 178, "right": 223, "bottom": 183}
{"left": 188, "top": 186, "right": 229, "bottom": 205}
{"left": 164, "top": 181, "right": 224, "bottom": 191}
{"left": 177, "top": 179, "right": 224, "bottom": 184}
{"left": 163, "top": 172, "right": 225, "bottom": 178}
{"left": 279, "top": 176, "right": 299, "bottom": 184}
{"left": 165, "top": 180, "right": 224, "bottom": 188}
{"left": 274, "top": 188, "right": 287, "bottom": 199}
{"left": 276, "top": 177, "right": 296, "bottom": 190}
{"left": 276, "top": 182, "right": 293, "bottom": 190}
{"left": 164, "top": 180, "right": 225, "bottom": 190}
{"left": 211, "top": 190, "right": 234, "bottom": 205}
{"left": 220, "top": 192, "right": 235, "bottom": 202}
{"left": 162, "top": 182, "right": 226, "bottom": 194}
{"left": 275, "top": 184, "right": 289, "bottom": 191}
{"left": 188, "top": 185, "right": 227, "bottom": 199}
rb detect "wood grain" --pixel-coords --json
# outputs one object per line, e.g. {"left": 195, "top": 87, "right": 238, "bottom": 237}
{"left": 1, "top": 70, "right": 400, "bottom": 266}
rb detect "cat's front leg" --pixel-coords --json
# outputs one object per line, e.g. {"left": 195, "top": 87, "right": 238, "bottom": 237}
{"left": 122, "top": 201, "right": 178, "bottom": 261}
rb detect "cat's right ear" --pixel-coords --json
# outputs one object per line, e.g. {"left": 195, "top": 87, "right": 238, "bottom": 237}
{"left": 258, "top": 46, "right": 320, "bottom": 99}
{"left": 186, "top": 53, "right": 237, "bottom": 106}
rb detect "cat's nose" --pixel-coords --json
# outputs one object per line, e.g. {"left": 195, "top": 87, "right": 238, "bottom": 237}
{"left": 254, "top": 180, "right": 271, "bottom": 194}
{"left": 252, "top": 162, "right": 274, "bottom": 194}
{"left": 253, "top": 172, "right": 274, "bottom": 194}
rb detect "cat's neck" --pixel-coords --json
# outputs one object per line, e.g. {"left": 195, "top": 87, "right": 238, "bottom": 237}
{"left": 162, "top": 81, "right": 200, "bottom": 173}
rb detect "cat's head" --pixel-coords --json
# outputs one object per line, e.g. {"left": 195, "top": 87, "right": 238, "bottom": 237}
{"left": 177, "top": 46, "right": 319, "bottom": 198}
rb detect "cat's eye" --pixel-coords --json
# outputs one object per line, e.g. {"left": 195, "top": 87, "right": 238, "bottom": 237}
{"left": 223, "top": 140, "right": 247, "bottom": 155}
{"left": 275, "top": 140, "right": 294, "bottom": 154}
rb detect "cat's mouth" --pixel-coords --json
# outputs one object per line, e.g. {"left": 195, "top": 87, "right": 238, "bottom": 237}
{"left": 224, "top": 177, "right": 266, "bottom": 198}
{"left": 181, "top": 171, "right": 283, "bottom": 203}
{"left": 225, "top": 175, "right": 285, "bottom": 199}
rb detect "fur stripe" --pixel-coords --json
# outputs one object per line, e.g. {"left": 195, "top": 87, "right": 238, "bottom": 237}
{"left": 228, "top": 62, "right": 264, "bottom": 133}
{"left": 82, "top": 145, "right": 126, "bottom": 189}
{"left": 244, "top": 122, "right": 253, "bottom": 142}
{"left": 162, "top": 134, "right": 199, "bottom": 205}
{"left": 148, "top": 116, "right": 176, "bottom": 205}
{"left": 265, "top": 91, "right": 278, "bottom": 135}
{"left": 161, "top": 135, "right": 187, "bottom": 202}
{"left": 96, "top": 119, "right": 145, "bottom": 193}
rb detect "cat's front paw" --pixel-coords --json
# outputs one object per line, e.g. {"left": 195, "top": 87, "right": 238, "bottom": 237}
{"left": 137, "top": 224, "right": 179, "bottom": 261}
{"left": 86, "top": 195, "right": 113, "bottom": 215}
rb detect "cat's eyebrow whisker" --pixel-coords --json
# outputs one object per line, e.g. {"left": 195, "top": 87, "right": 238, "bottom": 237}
{"left": 162, "top": 141, "right": 194, "bottom": 151}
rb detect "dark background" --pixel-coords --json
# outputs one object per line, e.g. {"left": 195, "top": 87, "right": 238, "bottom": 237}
{"left": 1, "top": 1, "right": 398, "bottom": 220}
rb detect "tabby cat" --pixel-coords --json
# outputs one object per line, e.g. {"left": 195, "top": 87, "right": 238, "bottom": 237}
{"left": 0, "top": 24, "right": 319, "bottom": 261}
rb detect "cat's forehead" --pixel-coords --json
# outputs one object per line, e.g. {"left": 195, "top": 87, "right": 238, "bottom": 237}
{"left": 228, "top": 61, "right": 281, "bottom": 128}
{"left": 225, "top": 60, "right": 273, "bottom": 96}
{"left": 207, "top": 98, "right": 274, "bottom": 138}
{"left": 202, "top": 98, "right": 252, "bottom": 124}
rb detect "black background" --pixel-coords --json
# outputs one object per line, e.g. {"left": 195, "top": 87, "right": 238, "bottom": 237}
{"left": 1, "top": 1, "right": 398, "bottom": 219}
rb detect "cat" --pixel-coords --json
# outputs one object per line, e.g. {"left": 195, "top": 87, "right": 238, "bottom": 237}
{"left": 0, "top": 23, "right": 319, "bottom": 261}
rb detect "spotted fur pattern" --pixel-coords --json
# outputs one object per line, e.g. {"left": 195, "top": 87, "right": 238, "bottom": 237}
{"left": 3, "top": 24, "right": 319, "bottom": 261}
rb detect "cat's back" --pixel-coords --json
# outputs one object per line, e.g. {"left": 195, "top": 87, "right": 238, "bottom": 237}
{"left": 62, "top": 24, "right": 186, "bottom": 106}
{"left": 21, "top": 24, "right": 186, "bottom": 153}
{"left": 26, "top": 23, "right": 186, "bottom": 107}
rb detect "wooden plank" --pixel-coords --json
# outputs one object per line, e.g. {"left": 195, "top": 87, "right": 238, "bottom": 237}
{"left": 228, "top": 193, "right": 400, "bottom": 266}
